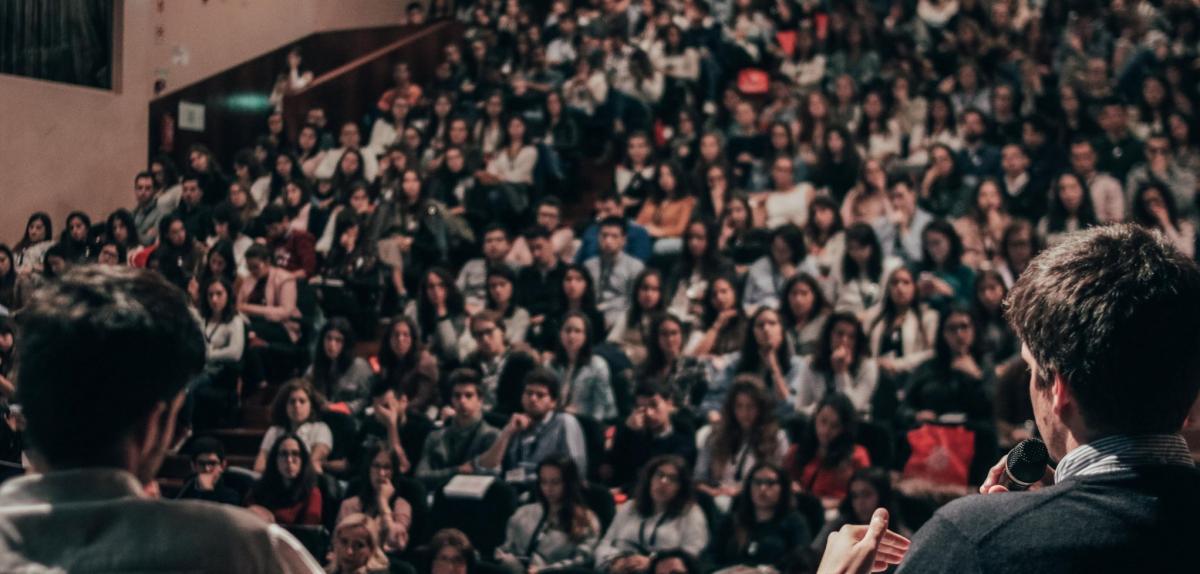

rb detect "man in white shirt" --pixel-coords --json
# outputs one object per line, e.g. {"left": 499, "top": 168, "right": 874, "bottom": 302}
{"left": 0, "top": 266, "right": 322, "bottom": 573}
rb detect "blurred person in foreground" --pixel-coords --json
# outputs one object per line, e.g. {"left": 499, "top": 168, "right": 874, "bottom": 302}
{"left": 0, "top": 266, "right": 322, "bottom": 572}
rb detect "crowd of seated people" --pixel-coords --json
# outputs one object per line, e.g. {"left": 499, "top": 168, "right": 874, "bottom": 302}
{"left": 3, "top": 0, "right": 1200, "bottom": 571}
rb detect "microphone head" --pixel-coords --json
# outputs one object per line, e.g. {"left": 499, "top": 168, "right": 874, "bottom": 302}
{"left": 1006, "top": 438, "right": 1050, "bottom": 485}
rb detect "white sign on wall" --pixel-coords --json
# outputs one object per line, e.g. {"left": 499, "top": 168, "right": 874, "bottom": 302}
{"left": 178, "top": 101, "right": 205, "bottom": 132}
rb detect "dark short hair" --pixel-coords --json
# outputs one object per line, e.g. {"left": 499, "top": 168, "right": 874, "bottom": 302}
{"left": 635, "top": 379, "right": 673, "bottom": 400}
{"left": 15, "top": 266, "right": 206, "bottom": 467}
{"left": 523, "top": 225, "right": 552, "bottom": 242}
{"left": 598, "top": 216, "right": 627, "bottom": 235}
{"left": 259, "top": 204, "right": 286, "bottom": 226}
{"left": 244, "top": 243, "right": 271, "bottom": 262}
{"left": 1004, "top": 224, "right": 1200, "bottom": 434}
{"left": 190, "top": 436, "right": 227, "bottom": 461}
{"left": 447, "top": 367, "right": 484, "bottom": 394}
{"left": 522, "top": 367, "right": 561, "bottom": 401}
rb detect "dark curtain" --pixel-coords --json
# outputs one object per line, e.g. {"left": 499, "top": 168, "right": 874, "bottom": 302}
{"left": 0, "top": 0, "right": 114, "bottom": 89}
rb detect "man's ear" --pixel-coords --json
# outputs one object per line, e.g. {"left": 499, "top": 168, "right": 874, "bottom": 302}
{"left": 137, "top": 391, "right": 187, "bottom": 460}
{"left": 1050, "top": 371, "right": 1074, "bottom": 417}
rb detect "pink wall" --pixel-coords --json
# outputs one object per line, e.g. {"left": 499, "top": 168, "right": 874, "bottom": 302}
{"left": 0, "top": 0, "right": 410, "bottom": 244}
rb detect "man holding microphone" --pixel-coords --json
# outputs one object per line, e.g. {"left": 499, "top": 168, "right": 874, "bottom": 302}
{"left": 893, "top": 224, "right": 1200, "bottom": 572}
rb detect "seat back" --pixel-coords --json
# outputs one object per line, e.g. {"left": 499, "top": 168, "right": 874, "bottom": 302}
{"left": 430, "top": 479, "right": 518, "bottom": 558}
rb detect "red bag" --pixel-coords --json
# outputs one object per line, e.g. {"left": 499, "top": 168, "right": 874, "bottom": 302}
{"left": 902, "top": 424, "right": 975, "bottom": 486}
{"left": 737, "top": 68, "right": 770, "bottom": 95}
{"left": 776, "top": 31, "right": 797, "bottom": 58}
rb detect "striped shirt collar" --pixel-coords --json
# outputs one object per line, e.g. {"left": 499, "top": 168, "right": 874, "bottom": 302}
{"left": 1054, "top": 434, "right": 1194, "bottom": 484}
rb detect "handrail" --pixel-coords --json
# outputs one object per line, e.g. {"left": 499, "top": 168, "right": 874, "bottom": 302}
{"left": 296, "top": 20, "right": 453, "bottom": 93}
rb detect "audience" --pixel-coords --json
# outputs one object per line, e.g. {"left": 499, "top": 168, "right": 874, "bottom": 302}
{"left": 255, "top": 380, "right": 334, "bottom": 475}
{"left": 248, "top": 433, "right": 328, "bottom": 526}
{"left": 594, "top": 455, "right": 709, "bottom": 573}
{"left": 10, "top": 1, "right": 1200, "bottom": 569}
{"left": 705, "top": 461, "right": 811, "bottom": 572}
{"left": 326, "top": 513, "right": 393, "bottom": 574}
{"left": 495, "top": 457, "right": 601, "bottom": 573}
{"left": 336, "top": 441, "right": 415, "bottom": 554}
{"left": 785, "top": 393, "right": 871, "bottom": 508}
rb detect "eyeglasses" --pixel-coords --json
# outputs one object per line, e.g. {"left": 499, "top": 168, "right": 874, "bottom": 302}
{"left": 195, "top": 458, "right": 221, "bottom": 469}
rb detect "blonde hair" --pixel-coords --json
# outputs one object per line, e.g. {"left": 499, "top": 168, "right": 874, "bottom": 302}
{"left": 326, "top": 513, "right": 390, "bottom": 573}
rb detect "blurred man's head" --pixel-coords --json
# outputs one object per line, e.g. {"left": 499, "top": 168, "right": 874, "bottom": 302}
{"left": 17, "top": 266, "right": 206, "bottom": 480}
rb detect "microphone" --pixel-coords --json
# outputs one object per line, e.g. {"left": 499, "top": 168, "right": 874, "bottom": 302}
{"left": 997, "top": 438, "right": 1049, "bottom": 491}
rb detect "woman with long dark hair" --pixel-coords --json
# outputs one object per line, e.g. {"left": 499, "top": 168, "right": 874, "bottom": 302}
{"left": 717, "top": 195, "right": 771, "bottom": 271}
{"left": 13, "top": 212, "right": 53, "bottom": 275}
{"left": 901, "top": 305, "right": 994, "bottom": 428}
{"left": 785, "top": 393, "right": 871, "bottom": 506}
{"left": 270, "top": 151, "right": 306, "bottom": 203}
{"left": 797, "top": 312, "right": 878, "bottom": 418}
{"left": 916, "top": 219, "right": 976, "bottom": 309}
{"left": 866, "top": 266, "right": 940, "bottom": 383}
{"left": 58, "top": 211, "right": 94, "bottom": 263}
{"left": 608, "top": 268, "right": 667, "bottom": 366}
{"left": 1037, "top": 172, "right": 1098, "bottom": 249}
{"left": 665, "top": 219, "right": 734, "bottom": 324}
{"left": 104, "top": 209, "right": 141, "bottom": 256}
{"left": 695, "top": 377, "right": 788, "bottom": 508}
{"left": 779, "top": 273, "right": 831, "bottom": 357}
{"left": 743, "top": 224, "right": 812, "bottom": 313}
{"left": 377, "top": 315, "right": 439, "bottom": 413}
{"left": 706, "top": 461, "right": 812, "bottom": 571}
{"left": 405, "top": 267, "right": 469, "bottom": 366}
{"left": 153, "top": 214, "right": 204, "bottom": 293}
{"left": 686, "top": 275, "right": 747, "bottom": 358}
{"left": 188, "top": 238, "right": 238, "bottom": 305}
{"left": 307, "top": 317, "right": 374, "bottom": 413}
{"left": 483, "top": 265, "right": 530, "bottom": 345}
{"left": 953, "top": 178, "right": 1011, "bottom": 270}
{"left": 810, "top": 126, "right": 862, "bottom": 203}
{"left": 594, "top": 455, "right": 709, "bottom": 572}
{"left": 248, "top": 433, "right": 327, "bottom": 526}
{"left": 1131, "top": 180, "right": 1196, "bottom": 258}
{"left": 0, "top": 246, "right": 21, "bottom": 312}
{"left": 481, "top": 115, "right": 538, "bottom": 187}
{"left": 193, "top": 277, "right": 244, "bottom": 428}
{"left": 546, "top": 310, "right": 617, "bottom": 422}
{"left": 636, "top": 162, "right": 698, "bottom": 248}
{"left": 639, "top": 313, "right": 710, "bottom": 412}
{"left": 335, "top": 441, "right": 417, "bottom": 554}
{"left": 804, "top": 195, "right": 845, "bottom": 294}
{"left": 495, "top": 456, "right": 601, "bottom": 573}
{"left": 993, "top": 219, "right": 1038, "bottom": 288}
{"left": 254, "top": 379, "right": 333, "bottom": 474}
{"left": 972, "top": 269, "right": 1018, "bottom": 368}
{"left": 539, "top": 263, "right": 606, "bottom": 351}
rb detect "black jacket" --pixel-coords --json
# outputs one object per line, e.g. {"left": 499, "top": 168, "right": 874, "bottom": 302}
{"left": 897, "top": 465, "right": 1200, "bottom": 573}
